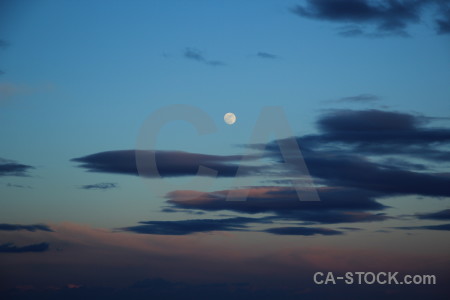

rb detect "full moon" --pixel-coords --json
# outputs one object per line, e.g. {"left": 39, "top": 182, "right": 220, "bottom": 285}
{"left": 224, "top": 112, "right": 236, "bottom": 125}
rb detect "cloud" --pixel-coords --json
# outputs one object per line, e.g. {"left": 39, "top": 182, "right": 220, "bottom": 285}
{"left": 120, "top": 217, "right": 257, "bottom": 235}
{"left": 0, "top": 242, "right": 49, "bottom": 253}
{"left": 291, "top": 0, "right": 450, "bottom": 36}
{"left": 5, "top": 183, "right": 32, "bottom": 189}
{"left": 333, "top": 93, "right": 380, "bottom": 103}
{"left": 316, "top": 109, "right": 426, "bottom": 133}
{"left": 300, "top": 151, "right": 450, "bottom": 197}
{"left": 416, "top": 209, "right": 450, "bottom": 220}
{"left": 166, "top": 187, "right": 386, "bottom": 214}
{"left": 434, "top": 0, "right": 450, "bottom": 34}
{"left": 395, "top": 223, "right": 450, "bottom": 231}
{"left": 80, "top": 182, "right": 118, "bottom": 190}
{"left": 184, "top": 48, "right": 204, "bottom": 62}
{"left": 1, "top": 222, "right": 449, "bottom": 298}
{"left": 183, "top": 48, "right": 225, "bottom": 66}
{"left": 437, "top": 17, "right": 450, "bottom": 34}
{"left": 256, "top": 52, "right": 278, "bottom": 59}
{"left": 290, "top": 109, "right": 450, "bottom": 161}
{"left": 0, "top": 158, "right": 34, "bottom": 177}
{"left": 165, "top": 187, "right": 392, "bottom": 226}
{"left": 0, "top": 224, "right": 53, "bottom": 232}
{"left": 72, "top": 150, "right": 258, "bottom": 178}
{"left": 263, "top": 226, "right": 342, "bottom": 236}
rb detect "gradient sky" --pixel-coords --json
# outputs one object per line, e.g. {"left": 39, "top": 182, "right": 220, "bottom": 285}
{"left": 1, "top": 1, "right": 450, "bottom": 299}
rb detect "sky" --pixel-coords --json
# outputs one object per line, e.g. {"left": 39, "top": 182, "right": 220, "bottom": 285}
{"left": 1, "top": 0, "right": 450, "bottom": 299}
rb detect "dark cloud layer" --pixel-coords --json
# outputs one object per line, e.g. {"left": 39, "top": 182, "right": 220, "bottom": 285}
{"left": 73, "top": 108, "right": 450, "bottom": 231}
{"left": 0, "top": 242, "right": 49, "bottom": 253}
{"left": 416, "top": 209, "right": 450, "bottom": 220}
{"left": 0, "top": 224, "right": 53, "bottom": 232}
{"left": 292, "top": 0, "right": 450, "bottom": 36}
{"left": 72, "top": 150, "right": 257, "bottom": 178}
{"left": 264, "top": 226, "right": 342, "bottom": 236}
{"left": 295, "top": 109, "right": 450, "bottom": 162}
{"left": 395, "top": 223, "right": 450, "bottom": 231}
{"left": 121, "top": 213, "right": 374, "bottom": 235}
{"left": 253, "top": 110, "right": 450, "bottom": 201}
{"left": 164, "top": 187, "right": 390, "bottom": 226}
{"left": 167, "top": 187, "right": 385, "bottom": 213}
{"left": 302, "top": 152, "right": 450, "bottom": 197}
{"left": 0, "top": 158, "right": 33, "bottom": 177}
{"left": 121, "top": 217, "right": 256, "bottom": 235}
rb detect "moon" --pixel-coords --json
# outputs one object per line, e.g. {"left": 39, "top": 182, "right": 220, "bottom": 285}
{"left": 224, "top": 112, "right": 236, "bottom": 125}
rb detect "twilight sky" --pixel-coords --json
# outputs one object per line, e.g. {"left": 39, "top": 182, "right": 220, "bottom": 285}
{"left": 1, "top": 1, "right": 450, "bottom": 299}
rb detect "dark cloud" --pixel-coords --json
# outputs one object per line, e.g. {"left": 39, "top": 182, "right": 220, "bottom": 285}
{"left": 334, "top": 93, "right": 380, "bottom": 103}
{"left": 165, "top": 188, "right": 391, "bottom": 226}
{"left": 291, "top": 0, "right": 449, "bottom": 36}
{"left": 167, "top": 187, "right": 386, "bottom": 214}
{"left": 121, "top": 213, "right": 373, "bottom": 235}
{"left": 256, "top": 52, "right": 278, "bottom": 59}
{"left": 302, "top": 152, "right": 450, "bottom": 197}
{"left": 317, "top": 109, "right": 425, "bottom": 133}
{"left": 0, "top": 242, "right": 49, "bottom": 253}
{"left": 263, "top": 226, "right": 342, "bottom": 236}
{"left": 80, "top": 182, "right": 118, "bottom": 190}
{"left": 277, "top": 211, "right": 390, "bottom": 224}
{"left": 0, "top": 223, "right": 53, "bottom": 232}
{"left": 184, "top": 48, "right": 225, "bottom": 66}
{"left": 120, "top": 217, "right": 257, "bottom": 235}
{"left": 72, "top": 150, "right": 258, "bottom": 178}
{"left": 0, "top": 158, "right": 33, "bottom": 177}
{"left": 437, "top": 17, "right": 450, "bottom": 33}
{"left": 435, "top": 1, "right": 450, "bottom": 34}
{"left": 395, "top": 223, "right": 450, "bottom": 231}
{"left": 293, "top": 109, "right": 450, "bottom": 161}
{"left": 416, "top": 209, "right": 450, "bottom": 220}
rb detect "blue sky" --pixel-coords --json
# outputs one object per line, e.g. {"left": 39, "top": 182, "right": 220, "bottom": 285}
{"left": 1, "top": 1, "right": 450, "bottom": 299}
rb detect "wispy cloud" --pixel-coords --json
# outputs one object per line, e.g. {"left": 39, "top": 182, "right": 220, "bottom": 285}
{"left": 80, "top": 182, "right": 118, "bottom": 190}
{"left": 183, "top": 48, "right": 225, "bottom": 66}
{"left": 332, "top": 93, "right": 380, "bottom": 103}
{"left": 5, "top": 183, "right": 32, "bottom": 189}
{"left": 256, "top": 52, "right": 278, "bottom": 59}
